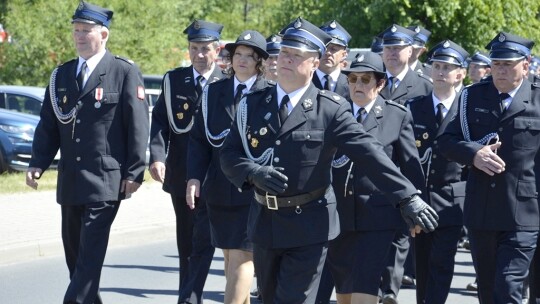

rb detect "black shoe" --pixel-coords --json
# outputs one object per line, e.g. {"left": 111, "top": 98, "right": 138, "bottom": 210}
{"left": 466, "top": 281, "right": 477, "bottom": 291}
{"left": 401, "top": 275, "right": 416, "bottom": 288}
{"left": 381, "top": 293, "right": 398, "bottom": 304}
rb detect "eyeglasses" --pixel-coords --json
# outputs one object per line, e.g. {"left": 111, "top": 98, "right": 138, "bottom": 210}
{"left": 347, "top": 74, "right": 373, "bottom": 85}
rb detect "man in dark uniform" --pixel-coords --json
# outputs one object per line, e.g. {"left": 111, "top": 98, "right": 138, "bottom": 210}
{"left": 264, "top": 34, "right": 281, "bottom": 82}
{"left": 378, "top": 24, "right": 432, "bottom": 303}
{"left": 379, "top": 24, "right": 432, "bottom": 105}
{"left": 468, "top": 51, "right": 492, "bottom": 84}
{"left": 25, "top": 2, "right": 149, "bottom": 303}
{"left": 371, "top": 36, "right": 384, "bottom": 56}
{"left": 407, "top": 25, "right": 432, "bottom": 77}
{"left": 148, "top": 20, "right": 224, "bottom": 304}
{"left": 219, "top": 17, "right": 438, "bottom": 303}
{"left": 408, "top": 39, "right": 469, "bottom": 304}
{"left": 439, "top": 32, "right": 539, "bottom": 304}
{"left": 313, "top": 20, "right": 353, "bottom": 304}
{"left": 311, "top": 20, "right": 351, "bottom": 99}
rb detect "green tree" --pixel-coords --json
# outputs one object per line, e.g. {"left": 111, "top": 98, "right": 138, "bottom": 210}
{"left": 1, "top": 0, "right": 539, "bottom": 86}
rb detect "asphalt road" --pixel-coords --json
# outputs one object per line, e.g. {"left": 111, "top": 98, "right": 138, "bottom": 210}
{"left": 0, "top": 238, "right": 480, "bottom": 304}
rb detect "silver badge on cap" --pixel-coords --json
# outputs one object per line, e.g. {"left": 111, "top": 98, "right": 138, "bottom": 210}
{"left": 391, "top": 25, "right": 397, "bottom": 32}
{"left": 357, "top": 55, "right": 365, "bottom": 62}
{"left": 244, "top": 33, "right": 252, "bottom": 40}
{"left": 271, "top": 36, "right": 277, "bottom": 42}
{"left": 414, "top": 26, "right": 420, "bottom": 33}
{"left": 330, "top": 21, "right": 337, "bottom": 29}
{"left": 193, "top": 21, "right": 200, "bottom": 30}
{"left": 294, "top": 20, "right": 302, "bottom": 29}
{"left": 78, "top": 2, "right": 84, "bottom": 10}
{"left": 499, "top": 33, "right": 506, "bottom": 42}
{"left": 443, "top": 40, "right": 450, "bottom": 48}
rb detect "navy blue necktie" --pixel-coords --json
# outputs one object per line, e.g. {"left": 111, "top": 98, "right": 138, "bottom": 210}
{"left": 279, "top": 95, "right": 289, "bottom": 125}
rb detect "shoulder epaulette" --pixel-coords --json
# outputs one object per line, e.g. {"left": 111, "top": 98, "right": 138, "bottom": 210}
{"left": 210, "top": 77, "right": 229, "bottom": 85}
{"left": 58, "top": 58, "right": 77, "bottom": 67}
{"left": 319, "top": 89, "right": 344, "bottom": 104}
{"left": 418, "top": 73, "right": 433, "bottom": 83}
{"left": 115, "top": 55, "right": 135, "bottom": 65}
{"left": 386, "top": 99, "right": 408, "bottom": 111}
{"left": 468, "top": 80, "right": 490, "bottom": 89}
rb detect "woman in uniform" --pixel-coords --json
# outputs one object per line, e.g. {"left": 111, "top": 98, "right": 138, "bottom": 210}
{"left": 186, "top": 30, "right": 272, "bottom": 304}
{"left": 327, "top": 51, "right": 425, "bottom": 304}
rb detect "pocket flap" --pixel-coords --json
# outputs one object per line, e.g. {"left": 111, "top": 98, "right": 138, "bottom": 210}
{"left": 514, "top": 118, "right": 540, "bottom": 131}
{"left": 517, "top": 180, "right": 538, "bottom": 198}
{"left": 451, "top": 181, "right": 467, "bottom": 197}
{"left": 292, "top": 130, "right": 324, "bottom": 141}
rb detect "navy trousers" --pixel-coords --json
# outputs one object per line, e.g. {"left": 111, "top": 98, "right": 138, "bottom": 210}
{"left": 469, "top": 229, "right": 538, "bottom": 304}
{"left": 61, "top": 201, "right": 120, "bottom": 304}
{"left": 254, "top": 242, "right": 328, "bottom": 303}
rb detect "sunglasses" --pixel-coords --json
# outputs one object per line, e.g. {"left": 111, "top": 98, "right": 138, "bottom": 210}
{"left": 347, "top": 74, "right": 373, "bottom": 85}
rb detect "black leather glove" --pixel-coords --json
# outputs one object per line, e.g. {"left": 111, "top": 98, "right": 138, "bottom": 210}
{"left": 247, "top": 166, "right": 288, "bottom": 195}
{"left": 399, "top": 195, "right": 439, "bottom": 232}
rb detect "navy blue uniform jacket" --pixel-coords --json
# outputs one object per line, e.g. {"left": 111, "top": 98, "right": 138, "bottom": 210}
{"left": 30, "top": 51, "right": 149, "bottom": 205}
{"left": 380, "top": 68, "right": 432, "bottom": 105}
{"left": 408, "top": 94, "right": 466, "bottom": 227}
{"left": 438, "top": 80, "right": 540, "bottom": 231}
{"left": 332, "top": 96, "right": 425, "bottom": 231}
{"left": 187, "top": 76, "right": 273, "bottom": 206}
{"left": 220, "top": 83, "right": 419, "bottom": 249}
{"left": 149, "top": 66, "right": 223, "bottom": 196}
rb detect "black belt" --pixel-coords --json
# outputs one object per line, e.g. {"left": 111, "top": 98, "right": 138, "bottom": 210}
{"left": 254, "top": 187, "right": 328, "bottom": 210}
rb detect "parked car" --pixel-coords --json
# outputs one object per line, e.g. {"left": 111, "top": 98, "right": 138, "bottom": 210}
{"left": 0, "top": 108, "right": 59, "bottom": 173}
{"left": 0, "top": 85, "right": 45, "bottom": 116}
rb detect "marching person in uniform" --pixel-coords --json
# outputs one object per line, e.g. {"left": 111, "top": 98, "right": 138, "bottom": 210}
{"left": 311, "top": 20, "right": 351, "bottom": 99}
{"left": 26, "top": 2, "right": 149, "bottom": 303}
{"left": 313, "top": 21, "right": 353, "bottom": 301}
{"left": 407, "top": 25, "right": 432, "bottom": 77}
{"left": 468, "top": 51, "right": 492, "bottom": 84}
{"left": 186, "top": 30, "right": 272, "bottom": 304}
{"left": 379, "top": 24, "right": 432, "bottom": 105}
{"left": 219, "top": 17, "right": 438, "bottom": 303}
{"left": 378, "top": 24, "right": 432, "bottom": 303}
{"left": 407, "top": 39, "right": 469, "bottom": 304}
{"left": 149, "top": 19, "right": 224, "bottom": 304}
{"left": 325, "top": 51, "right": 425, "bottom": 304}
{"left": 264, "top": 34, "right": 281, "bottom": 82}
{"left": 439, "top": 32, "right": 539, "bottom": 304}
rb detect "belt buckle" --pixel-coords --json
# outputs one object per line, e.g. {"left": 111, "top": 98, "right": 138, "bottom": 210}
{"left": 265, "top": 193, "right": 278, "bottom": 210}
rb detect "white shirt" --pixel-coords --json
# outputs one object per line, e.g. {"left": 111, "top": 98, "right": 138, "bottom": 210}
{"left": 352, "top": 99, "right": 376, "bottom": 121}
{"left": 315, "top": 69, "right": 341, "bottom": 91}
{"left": 77, "top": 49, "right": 106, "bottom": 87}
{"left": 193, "top": 63, "right": 217, "bottom": 88}
{"left": 499, "top": 79, "right": 523, "bottom": 110}
{"left": 432, "top": 91, "right": 456, "bottom": 119}
{"left": 233, "top": 75, "right": 257, "bottom": 96}
{"left": 276, "top": 83, "right": 310, "bottom": 114}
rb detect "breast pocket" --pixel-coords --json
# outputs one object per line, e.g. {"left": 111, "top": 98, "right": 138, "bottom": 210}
{"left": 100, "top": 92, "right": 120, "bottom": 121}
{"left": 292, "top": 129, "right": 324, "bottom": 165}
{"left": 512, "top": 117, "right": 540, "bottom": 149}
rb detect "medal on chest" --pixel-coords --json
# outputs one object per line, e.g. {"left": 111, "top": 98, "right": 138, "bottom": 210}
{"left": 94, "top": 88, "right": 103, "bottom": 108}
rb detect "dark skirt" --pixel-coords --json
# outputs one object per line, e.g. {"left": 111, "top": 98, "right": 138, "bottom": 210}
{"left": 207, "top": 203, "right": 253, "bottom": 251}
{"left": 327, "top": 230, "right": 395, "bottom": 295}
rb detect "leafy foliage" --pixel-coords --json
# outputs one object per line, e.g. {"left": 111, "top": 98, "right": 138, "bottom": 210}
{"left": 0, "top": 0, "right": 539, "bottom": 86}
